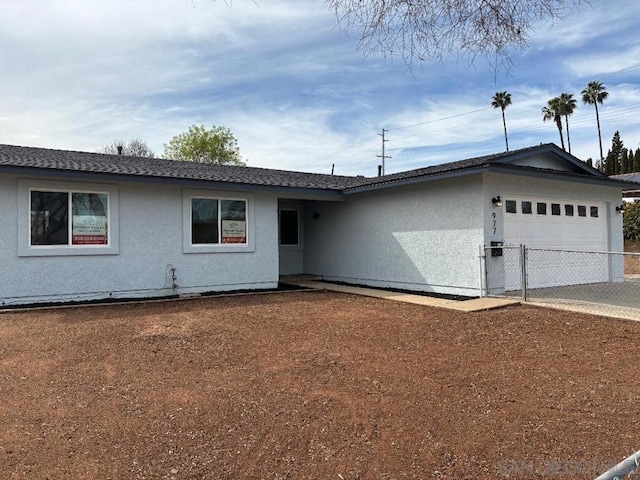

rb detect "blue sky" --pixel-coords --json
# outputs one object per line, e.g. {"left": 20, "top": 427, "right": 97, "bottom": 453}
{"left": 1, "top": 0, "right": 639, "bottom": 176}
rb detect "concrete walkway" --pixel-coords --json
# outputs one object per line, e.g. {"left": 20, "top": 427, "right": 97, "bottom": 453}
{"left": 282, "top": 277, "right": 519, "bottom": 313}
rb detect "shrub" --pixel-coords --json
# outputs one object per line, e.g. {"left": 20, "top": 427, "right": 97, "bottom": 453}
{"left": 623, "top": 201, "right": 640, "bottom": 241}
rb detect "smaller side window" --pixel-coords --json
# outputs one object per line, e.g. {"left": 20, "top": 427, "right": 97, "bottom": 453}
{"left": 590, "top": 206, "right": 599, "bottom": 217}
{"left": 565, "top": 204, "right": 574, "bottom": 216}
{"left": 521, "top": 201, "right": 532, "bottom": 214}
{"left": 537, "top": 202, "right": 547, "bottom": 215}
{"left": 279, "top": 209, "right": 299, "bottom": 246}
{"left": 578, "top": 205, "right": 587, "bottom": 217}
{"left": 505, "top": 200, "right": 517, "bottom": 213}
{"left": 551, "top": 203, "right": 561, "bottom": 215}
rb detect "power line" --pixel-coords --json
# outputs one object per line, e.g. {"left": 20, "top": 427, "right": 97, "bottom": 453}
{"left": 330, "top": 63, "right": 640, "bottom": 174}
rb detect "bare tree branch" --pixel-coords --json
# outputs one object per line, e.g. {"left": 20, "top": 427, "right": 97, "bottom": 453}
{"left": 326, "top": 0, "right": 586, "bottom": 72}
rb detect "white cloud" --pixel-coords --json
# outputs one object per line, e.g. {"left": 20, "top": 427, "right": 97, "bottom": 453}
{"left": 0, "top": 0, "right": 639, "bottom": 176}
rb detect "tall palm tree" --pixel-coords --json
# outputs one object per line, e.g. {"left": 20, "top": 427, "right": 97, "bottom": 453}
{"left": 542, "top": 97, "right": 565, "bottom": 151}
{"left": 558, "top": 93, "right": 577, "bottom": 154}
{"left": 491, "top": 91, "right": 512, "bottom": 151}
{"left": 581, "top": 81, "right": 609, "bottom": 162}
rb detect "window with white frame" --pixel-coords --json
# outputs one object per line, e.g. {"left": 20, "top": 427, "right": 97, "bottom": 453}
{"left": 31, "top": 190, "right": 109, "bottom": 246}
{"left": 183, "top": 189, "right": 254, "bottom": 253}
{"left": 18, "top": 179, "right": 119, "bottom": 256}
{"left": 191, "top": 197, "right": 247, "bottom": 245}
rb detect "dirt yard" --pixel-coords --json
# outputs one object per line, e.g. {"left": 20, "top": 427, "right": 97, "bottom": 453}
{"left": 626, "top": 240, "right": 640, "bottom": 274}
{"left": 1, "top": 291, "right": 639, "bottom": 479}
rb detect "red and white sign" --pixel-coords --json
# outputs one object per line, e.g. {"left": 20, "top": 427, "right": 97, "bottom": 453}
{"left": 72, "top": 215, "right": 107, "bottom": 245}
{"left": 221, "top": 220, "right": 246, "bottom": 244}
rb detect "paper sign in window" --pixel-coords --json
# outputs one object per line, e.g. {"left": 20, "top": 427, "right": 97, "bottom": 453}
{"left": 221, "top": 220, "right": 246, "bottom": 243}
{"left": 72, "top": 215, "right": 107, "bottom": 245}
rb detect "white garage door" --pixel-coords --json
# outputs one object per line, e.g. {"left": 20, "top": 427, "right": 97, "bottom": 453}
{"left": 503, "top": 196, "right": 608, "bottom": 289}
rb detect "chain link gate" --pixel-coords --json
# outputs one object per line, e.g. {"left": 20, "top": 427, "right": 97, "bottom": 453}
{"left": 481, "top": 244, "right": 640, "bottom": 320}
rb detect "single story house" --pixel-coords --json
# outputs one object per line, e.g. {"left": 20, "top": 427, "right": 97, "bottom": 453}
{"left": 0, "top": 143, "right": 634, "bottom": 306}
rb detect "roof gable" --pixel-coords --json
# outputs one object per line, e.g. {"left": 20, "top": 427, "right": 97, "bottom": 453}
{"left": 491, "top": 144, "right": 606, "bottom": 176}
{"left": 344, "top": 143, "right": 610, "bottom": 192}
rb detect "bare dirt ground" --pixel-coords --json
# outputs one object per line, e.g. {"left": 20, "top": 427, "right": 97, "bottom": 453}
{"left": 626, "top": 240, "right": 640, "bottom": 274}
{"left": 1, "top": 291, "right": 639, "bottom": 480}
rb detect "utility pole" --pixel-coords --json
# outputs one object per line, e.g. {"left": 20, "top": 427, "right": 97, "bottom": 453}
{"left": 377, "top": 129, "right": 391, "bottom": 176}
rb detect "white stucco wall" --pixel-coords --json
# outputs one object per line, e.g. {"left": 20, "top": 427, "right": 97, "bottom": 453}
{"left": 303, "top": 175, "right": 485, "bottom": 297}
{"left": 0, "top": 174, "right": 279, "bottom": 306}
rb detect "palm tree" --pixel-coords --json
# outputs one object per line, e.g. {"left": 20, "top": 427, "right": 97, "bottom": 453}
{"left": 542, "top": 97, "right": 565, "bottom": 151}
{"left": 491, "top": 91, "right": 512, "bottom": 151}
{"left": 581, "top": 81, "right": 609, "bottom": 162}
{"left": 558, "top": 93, "right": 577, "bottom": 154}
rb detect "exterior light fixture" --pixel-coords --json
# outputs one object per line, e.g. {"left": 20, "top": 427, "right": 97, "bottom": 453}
{"left": 491, "top": 196, "right": 503, "bottom": 207}
{"left": 616, "top": 204, "right": 625, "bottom": 214}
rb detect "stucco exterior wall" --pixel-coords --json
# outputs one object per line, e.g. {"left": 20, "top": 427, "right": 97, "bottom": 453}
{"left": 303, "top": 175, "right": 485, "bottom": 296}
{"left": 0, "top": 174, "right": 279, "bottom": 306}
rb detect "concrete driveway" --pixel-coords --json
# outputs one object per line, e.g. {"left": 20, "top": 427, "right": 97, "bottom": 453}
{"left": 525, "top": 277, "right": 640, "bottom": 321}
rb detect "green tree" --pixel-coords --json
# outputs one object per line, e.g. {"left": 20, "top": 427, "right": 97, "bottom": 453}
{"left": 163, "top": 125, "right": 245, "bottom": 165}
{"left": 100, "top": 138, "right": 155, "bottom": 158}
{"left": 581, "top": 81, "right": 609, "bottom": 163}
{"left": 623, "top": 202, "right": 640, "bottom": 241}
{"left": 634, "top": 148, "right": 640, "bottom": 172}
{"left": 603, "top": 131, "right": 624, "bottom": 175}
{"left": 558, "top": 93, "right": 577, "bottom": 154}
{"left": 327, "top": 0, "right": 585, "bottom": 71}
{"left": 542, "top": 97, "right": 565, "bottom": 151}
{"left": 621, "top": 148, "right": 631, "bottom": 174}
{"left": 491, "top": 91, "right": 512, "bottom": 151}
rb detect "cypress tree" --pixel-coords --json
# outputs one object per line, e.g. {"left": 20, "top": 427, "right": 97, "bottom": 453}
{"left": 604, "top": 150, "right": 615, "bottom": 175}
{"left": 621, "top": 149, "right": 630, "bottom": 173}
{"left": 634, "top": 147, "right": 640, "bottom": 172}
{"left": 608, "top": 131, "right": 624, "bottom": 175}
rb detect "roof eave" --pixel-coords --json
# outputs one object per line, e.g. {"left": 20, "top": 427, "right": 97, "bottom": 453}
{"left": 343, "top": 165, "right": 489, "bottom": 194}
{"left": 487, "top": 164, "right": 638, "bottom": 188}
{"left": 0, "top": 165, "right": 345, "bottom": 199}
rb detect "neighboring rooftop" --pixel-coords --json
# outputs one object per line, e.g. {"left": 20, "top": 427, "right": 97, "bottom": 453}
{"left": 612, "top": 172, "right": 640, "bottom": 184}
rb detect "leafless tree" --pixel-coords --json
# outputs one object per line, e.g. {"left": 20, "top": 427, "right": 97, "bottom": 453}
{"left": 100, "top": 138, "right": 156, "bottom": 158}
{"left": 326, "top": 0, "right": 585, "bottom": 71}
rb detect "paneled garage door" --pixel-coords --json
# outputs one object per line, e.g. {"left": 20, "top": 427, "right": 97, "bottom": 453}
{"left": 503, "top": 196, "right": 608, "bottom": 289}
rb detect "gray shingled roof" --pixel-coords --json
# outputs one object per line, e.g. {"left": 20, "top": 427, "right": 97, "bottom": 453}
{"left": 0, "top": 142, "right": 629, "bottom": 193}
{"left": 344, "top": 143, "right": 605, "bottom": 191}
{"left": 0, "top": 144, "right": 364, "bottom": 191}
{"left": 612, "top": 172, "right": 640, "bottom": 184}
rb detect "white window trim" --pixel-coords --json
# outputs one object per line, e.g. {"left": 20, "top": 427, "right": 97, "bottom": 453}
{"left": 278, "top": 207, "right": 303, "bottom": 250}
{"left": 18, "top": 179, "right": 119, "bottom": 257}
{"left": 182, "top": 189, "right": 255, "bottom": 254}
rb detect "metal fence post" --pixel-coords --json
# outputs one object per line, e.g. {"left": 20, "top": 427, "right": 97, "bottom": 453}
{"left": 480, "top": 245, "right": 487, "bottom": 297}
{"left": 520, "top": 244, "right": 528, "bottom": 301}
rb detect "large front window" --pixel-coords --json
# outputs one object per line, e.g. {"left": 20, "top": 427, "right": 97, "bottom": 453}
{"left": 30, "top": 190, "right": 109, "bottom": 246}
{"left": 18, "top": 180, "right": 119, "bottom": 257}
{"left": 191, "top": 197, "right": 247, "bottom": 245}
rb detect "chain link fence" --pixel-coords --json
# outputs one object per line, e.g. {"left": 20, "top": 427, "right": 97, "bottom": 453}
{"left": 483, "top": 245, "right": 640, "bottom": 321}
